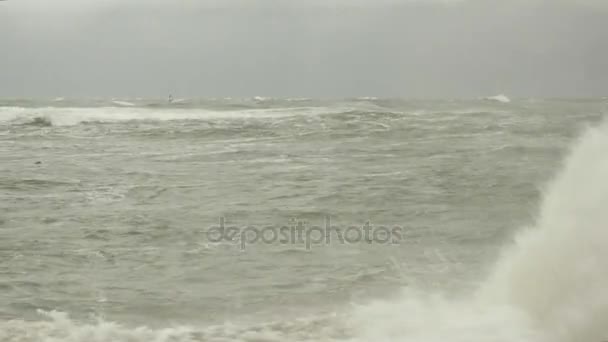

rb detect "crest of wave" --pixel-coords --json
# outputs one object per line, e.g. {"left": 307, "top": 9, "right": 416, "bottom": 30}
{"left": 0, "top": 309, "right": 349, "bottom": 342}
{"left": 349, "top": 120, "right": 608, "bottom": 342}
{"left": 483, "top": 94, "right": 511, "bottom": 103}
{"left": 0, "top": 311, "right": 196, "bottom": 342}
{"left": 0, "top": 106, "right": 353, "bottom": 126}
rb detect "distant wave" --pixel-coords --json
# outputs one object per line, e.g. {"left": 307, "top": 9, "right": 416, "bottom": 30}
{"left": 0, "top": 106, "right": 350, "bottom": 126}
{"left": 0, "top": 102, "right": 518, "bottom": 127}
{"left": 483, "top": 94, "right": 511, "bottom": 103}
{"left": 111, "top": 100, "right": 136, "bottom": 107}
{"left": 286, "top": 97, "right": 312, "bottom": 102}
{"left": 169, "top": 98, "right": 187, "bottom": 104}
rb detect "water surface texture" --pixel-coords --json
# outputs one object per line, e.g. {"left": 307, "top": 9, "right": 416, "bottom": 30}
{"left": 1, "top": 97, "right": 607, "bottom": 341}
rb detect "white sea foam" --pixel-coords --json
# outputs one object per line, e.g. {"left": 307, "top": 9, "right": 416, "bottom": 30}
{"left": 0, "top": 106, "right": 345, "bottom": 126}
{"left": 479, "top": 120, "right": 608, "bottom": 341}
{"left": 111, "top": 100, "right": 136, "bottom": 107}
{"left": 0, "top": 310, "right": 346, "bottom": 342}
{"left": 484, "top": 94, "right": 511, "bottom": 103}
{"left": 0, "top": 311, "right": 199, "bottom": 342}
{"left": 349, "top": 120, "right": 608, "bottom": 342}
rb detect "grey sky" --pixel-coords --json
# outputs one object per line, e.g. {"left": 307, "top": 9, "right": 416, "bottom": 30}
{"left": 1, "top": 0, "right": 607, "bottom": 98}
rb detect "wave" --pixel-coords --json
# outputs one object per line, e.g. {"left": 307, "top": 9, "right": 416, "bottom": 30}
{"left": 169, "top": 98, "right": 187, "bottom": 104}
{"left": 0, "top": 178, "right": 78, "bottom": 190}
{"left": 0, "top": 310, "right": 201, "bottom": 342}
{"left": 0, "top": 310, "right": 346, "bottom": 342}
{"left": 350, "top": 120, "right": 608, "bottom": 341}
{"left": 286, "top": 97, "right": 312, "bottom": 102}
{"left": 0, "top": 106, "right": 348, "bottom": 127}
{"left": 478, "top": 120, "right": 608, "bottom": 341}
{"left": 253, "top": 96, "right": 272, "bottom": 102}
{"left": 22, "top": 116, "right": 53, "bottom": 127}
{"left": 111, "top": 100, "right": 136, "bottom": 107}
{"left": 0, "top": 105, "right": 516, "bottom": 128}
{"left": 483, "top": 94, "right": 511, "bottom": 103}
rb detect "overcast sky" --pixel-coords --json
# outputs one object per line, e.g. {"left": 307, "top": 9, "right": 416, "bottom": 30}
{"left": 1, "top": 0, "right": 607, "bottom": 98}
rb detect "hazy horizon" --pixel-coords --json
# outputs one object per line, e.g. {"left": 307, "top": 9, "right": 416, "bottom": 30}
{"left": 2, "top": 0, "right": 607, "bottom": 98}
{"left": 0, "top": 95, "right": 607, "bottom": 101}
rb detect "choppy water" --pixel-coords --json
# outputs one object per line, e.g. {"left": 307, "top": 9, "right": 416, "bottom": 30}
{"left": 0, "top": 97, "right": 607, "bottom": 341}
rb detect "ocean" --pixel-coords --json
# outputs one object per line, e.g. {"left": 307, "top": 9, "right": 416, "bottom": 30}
{"left": 0, "top": 97, "right": 607, "bottom": 341}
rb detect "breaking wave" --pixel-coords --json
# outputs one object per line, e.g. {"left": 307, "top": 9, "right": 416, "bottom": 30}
{"left": 0, "top": 106, "right": 348, "bottom": 126}
{"left": 483, "top": 94, "right": 511, "bottom": 103}
{"left": 0, "top": 310, "right": 348, "bottom": 342}
{"left": 111, "top": 100, "right": 136, "bottom": 107}
{"left": 351, "top": 119, "right": 608, "bottom": 342}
